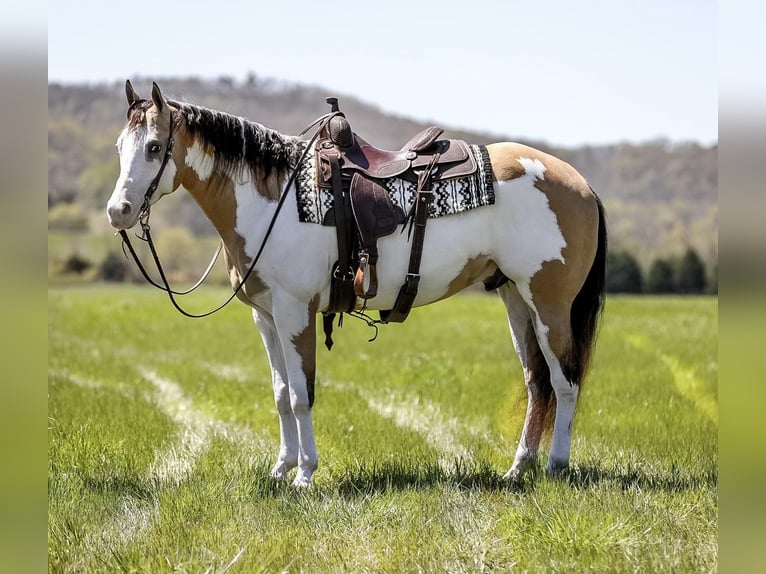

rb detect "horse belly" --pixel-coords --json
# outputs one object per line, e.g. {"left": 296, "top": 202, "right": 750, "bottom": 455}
{"left": 364, "top": 173, "right": 572, "bottom": 311}
{"left": 366, "top": 210, "right": 498, "bottom": 310}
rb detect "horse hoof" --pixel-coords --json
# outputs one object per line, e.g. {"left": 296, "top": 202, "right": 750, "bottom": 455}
{"left": 545, "top": 459, "right": 569, "bottom": 475}
{"left": 503, "top": 456, "right": 537, "bottom": 481}
{"left": 291, "top": 474, "right": 312, "bottom": 488}
{"left": 270, "top": 460, "right": 297, "bottom": 480}
{"left": 502, "top": 467, "right": 523, "bottom": 481}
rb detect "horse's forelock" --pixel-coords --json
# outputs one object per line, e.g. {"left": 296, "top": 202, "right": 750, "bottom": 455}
{"left": 126, "top": 99, "right": 153, "bottom": 126}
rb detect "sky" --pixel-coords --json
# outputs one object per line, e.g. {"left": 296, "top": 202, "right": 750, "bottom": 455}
{"left": 47, "top": 0, "right": 718, "bottom": 147}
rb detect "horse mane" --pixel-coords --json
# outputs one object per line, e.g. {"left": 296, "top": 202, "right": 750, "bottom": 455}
{"left": 128, "top": 99, "right": 300, "bottom": 181}
{"left": 171, "top": 101, "right": 301, "bottom": 181}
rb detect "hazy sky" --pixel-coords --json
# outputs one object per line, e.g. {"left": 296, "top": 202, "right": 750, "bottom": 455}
{"left": 48, "top": 0, "right": 717, "bottom": 147}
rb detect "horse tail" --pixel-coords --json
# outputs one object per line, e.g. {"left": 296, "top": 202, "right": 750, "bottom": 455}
{"left": 568, "top": 189, "right": 607, "bottom": 388}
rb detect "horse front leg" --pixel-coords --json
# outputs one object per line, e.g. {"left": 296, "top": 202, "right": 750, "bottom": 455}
{"left": 272, "top": 294, "right": 319, "bottom": 487}
{"left": 252, "top": 309, "right": 299, "bottom": 479}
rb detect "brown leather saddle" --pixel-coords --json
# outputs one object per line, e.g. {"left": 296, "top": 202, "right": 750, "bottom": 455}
{"left": 316, "top": 97, "right": 478, "bottom": 334}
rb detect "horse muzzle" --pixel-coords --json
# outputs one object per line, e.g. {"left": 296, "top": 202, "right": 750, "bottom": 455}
{"left": 106, "top": 198, "right": 140, "bottom": 230}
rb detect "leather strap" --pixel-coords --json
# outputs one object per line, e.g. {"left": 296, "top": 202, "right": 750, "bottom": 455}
{"left": 326, "top": 153, "right": 356, "bottom": 314}
{"left": 119, "top": 112, "right": 335, "bottom": 319}
{"left": 381, "top": 154, "right": 440, "bottom": 323}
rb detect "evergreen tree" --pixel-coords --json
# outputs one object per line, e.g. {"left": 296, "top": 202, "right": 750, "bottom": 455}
{"left": 675, "top": 248, "right": 707, "bottom": 294}
{"left": 606, "top": 251, "right": 643, "bottom": 293}
{"left": 647, "top": 258, "right": 676, "bottom": 293}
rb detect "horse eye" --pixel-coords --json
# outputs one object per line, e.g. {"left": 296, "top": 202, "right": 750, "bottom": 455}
{"left": 148, "top": 143, "right": 162, "bottom": 154}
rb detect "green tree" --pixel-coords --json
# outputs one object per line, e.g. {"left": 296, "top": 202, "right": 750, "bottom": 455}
{"left": 100, "top": 251, "right": 129, "bottom": 282}
{"left": 606, "top": 251, "right": 643, "bottom": 293}
{"left": 48, "top": 203, "right": 89, "bottom": 232}
{"left": 707, "top": 263, "right": 718, "bottom": 294}
{"left": 647, "top": 258, "right": 676, "bottom": 293}
{"left": 675, "top": 248, "right": 707, "bottom": 294}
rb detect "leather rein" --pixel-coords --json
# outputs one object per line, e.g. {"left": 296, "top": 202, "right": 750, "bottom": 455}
{"left": 118, "top": 109, "right": 336, "bottom": 318}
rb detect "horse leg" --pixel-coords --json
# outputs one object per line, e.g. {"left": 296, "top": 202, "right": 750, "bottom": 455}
{"left": 497, "top": 284, "right": 553, "bottom": 479}
{"left": 252, "top": 309, "right": 299, "bottom": 479}
{"left": 271, "top": 294, "right": 319, "bottom": 487}
{"left": 525, "top": 299, "right": 580, "bottom": 474}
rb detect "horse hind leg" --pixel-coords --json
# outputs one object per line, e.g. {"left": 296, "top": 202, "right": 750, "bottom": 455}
{"left": 498, "top": 284, "right": 554, "bottom": 480}
{"left": 526, "top": 299, "right": 583, "bottom": 474}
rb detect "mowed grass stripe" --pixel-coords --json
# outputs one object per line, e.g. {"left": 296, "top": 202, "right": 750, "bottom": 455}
{"left": 49, "top": 287, "right": 717, "bottom": 572}
{"left": 625, "top": 333, "right": 718, "bottom": 425}
{"left": 49, "top": 363, "right": 277, "bottom": 569}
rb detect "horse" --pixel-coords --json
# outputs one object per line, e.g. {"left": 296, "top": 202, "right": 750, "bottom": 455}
{"left": 106, "top": 80, "right": 607, "bottom": 487}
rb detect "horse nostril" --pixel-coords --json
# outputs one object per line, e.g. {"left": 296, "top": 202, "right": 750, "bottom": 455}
{"left": 119, "top": 201, "right": 132, "bottom": 216}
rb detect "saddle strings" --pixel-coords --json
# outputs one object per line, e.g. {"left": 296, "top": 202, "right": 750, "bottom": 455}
{"left": 344, "top": 309, "right": 383, "bottom": 342}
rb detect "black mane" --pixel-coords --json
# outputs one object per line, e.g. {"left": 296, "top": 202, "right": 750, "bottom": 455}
{"left": 128, "top": 99, "right": 300, "bottom": 180}
{"left": 171, "top": 101, "right": 300, "bottom": 180}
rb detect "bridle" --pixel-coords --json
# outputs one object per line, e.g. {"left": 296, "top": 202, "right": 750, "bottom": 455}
{"left": 118, "top": 106, "right": 337, "bottom": 318}
{"left": 118, "top": 108, "right": 222, "bottom": 301}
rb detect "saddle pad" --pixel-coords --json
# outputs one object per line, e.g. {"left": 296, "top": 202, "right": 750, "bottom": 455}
{"left": 294, "top": 144, "right": 495, "bottom": 225}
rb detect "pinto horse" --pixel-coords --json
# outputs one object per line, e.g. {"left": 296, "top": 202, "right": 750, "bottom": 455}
{"left": 107, "top": 81, "right": 606, "bottom": 487}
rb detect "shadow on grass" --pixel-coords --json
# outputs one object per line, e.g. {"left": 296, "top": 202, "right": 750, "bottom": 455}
{"left": 332, "top": 459, "right": 537, "bottom": 497}
{"left": 330, "top": 458, "right": 717, "bottom": 497}
{"left": 565, "top": 461, "right": 718, "bottom": 492}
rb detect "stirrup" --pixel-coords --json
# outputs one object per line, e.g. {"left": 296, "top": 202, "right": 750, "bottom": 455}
{"left": 354, "top": 252, "right": 378, "bottom": 299}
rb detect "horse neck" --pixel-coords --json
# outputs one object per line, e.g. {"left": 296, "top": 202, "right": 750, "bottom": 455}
{"left": 178, "top": 134, "right": 289, "bottom": 249}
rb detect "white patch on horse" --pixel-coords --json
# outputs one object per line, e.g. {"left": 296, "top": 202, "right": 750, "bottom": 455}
{"left": 517, "top": 156, "right": 547, "bottom": 181}
{"left": 184, "top": 140, "right": 215, "bottom": 181}
{"left": 232, "top": 178, "right": 336, "bottom": 307}
{"left": 111, "top": 127, "right": 147, "bottom": 195}
{"left": 491, "top": 163, "right": 577, "bottom": 471}
{"left": 491, "top": 160, "right": 566, "bottom": 302}
{"left": 233, "top": 181, "right": 272, "bottom": 260}
{"left": 268, "top": 294, "right": 319, "bottom": 487}
{"left": 239, "top": 117, "right": 247, "bottom": 159}
{"left": 154, "top": 158, "right": 177, "bottom": 204}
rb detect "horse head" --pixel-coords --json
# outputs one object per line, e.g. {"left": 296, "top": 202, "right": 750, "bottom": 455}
{"left": 107, "top": 80, "right": 180, "bottom": 229}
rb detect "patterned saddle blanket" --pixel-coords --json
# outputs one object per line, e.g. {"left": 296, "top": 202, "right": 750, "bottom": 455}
{"left": 294, "top": 144, "right": 495, "bottom": 226}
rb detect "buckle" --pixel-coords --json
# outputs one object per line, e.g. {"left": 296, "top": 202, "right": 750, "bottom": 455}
{"left": 332, "top": 264, "right": 354, "bottom": 282}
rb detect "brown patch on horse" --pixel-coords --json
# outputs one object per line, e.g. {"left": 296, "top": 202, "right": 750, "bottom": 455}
{"left": 531, "top": 179, "right": 598, "bottom": 301}
{"left": 143, "top": 104, "right": 172, "bottom": 142}
{"left": 172, "top": 123, "right": 269, "bottom": 300}
{"left": 528, "top": 163, "right": 599, "bottom": 382}
{"left": 292, "top": 295, "right": 319, "bottom": 408}
{"left": 485, "top": 142, "right": 557, "bottom": 182}
{"left": 487, "top": 141, "right": 600, "bottom": 382}
{"left": 253, "top": 168, "right": 284, "bottom": 202}
{"left": 442, "top": 255, "right": 498, "bottom": 299}
{"left": 524, "top": 319, "right": 556, "bottom": 433}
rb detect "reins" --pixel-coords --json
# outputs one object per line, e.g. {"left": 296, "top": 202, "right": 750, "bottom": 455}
{"left": 118, "top": 109, "right": 337, "bottom": 318}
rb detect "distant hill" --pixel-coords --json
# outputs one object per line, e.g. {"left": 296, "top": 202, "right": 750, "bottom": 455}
{"left": 48, "top": 75, "right": 717, "bottom": 266}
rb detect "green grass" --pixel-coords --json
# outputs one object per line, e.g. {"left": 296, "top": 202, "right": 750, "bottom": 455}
{"left": 48, "top": 287, "right": 717, "bottom": 572}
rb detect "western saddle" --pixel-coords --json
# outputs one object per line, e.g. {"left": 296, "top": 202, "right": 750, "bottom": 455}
{"left": 316, "top": 98, "right": 479, "bottom": 341}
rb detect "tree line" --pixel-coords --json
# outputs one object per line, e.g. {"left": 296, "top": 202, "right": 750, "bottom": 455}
{"left": 607, "top": 248, "right": 715, "bottom": 294}
{"left": 52, "top": 232, "right": 717, "bottom": 297}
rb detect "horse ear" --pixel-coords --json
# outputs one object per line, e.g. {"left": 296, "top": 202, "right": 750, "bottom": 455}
{"left": 151, "top": 82, "right": 165, "bottom": 112}
{"left": 125, "top": 79, "right": 139, "bottom": 105}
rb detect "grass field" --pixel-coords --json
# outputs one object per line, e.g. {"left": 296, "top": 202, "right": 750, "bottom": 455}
{"left": 48, "top": 287, "right": 717, "bottom": 573}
